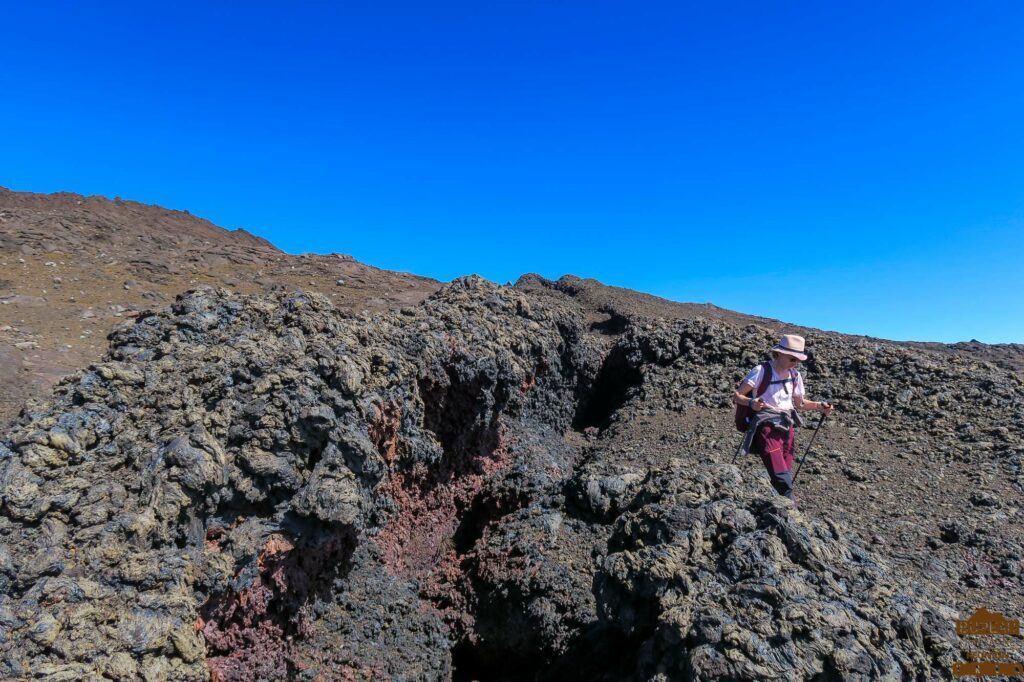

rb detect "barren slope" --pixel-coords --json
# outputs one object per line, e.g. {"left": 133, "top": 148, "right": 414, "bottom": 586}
{"left": 0, "top": 188, "right": 442, "bottom": 425}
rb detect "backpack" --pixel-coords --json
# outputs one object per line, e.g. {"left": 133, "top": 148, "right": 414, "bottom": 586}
{"left": 733, "top": 362, "right": 797, "bottom": 432}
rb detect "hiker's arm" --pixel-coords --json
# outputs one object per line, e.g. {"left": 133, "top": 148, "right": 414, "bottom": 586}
{"left": 795, "top": 396, "right": 834, "bottom": 415}
{"left": 734, "top": 382, "right": 765, "bottom": 411}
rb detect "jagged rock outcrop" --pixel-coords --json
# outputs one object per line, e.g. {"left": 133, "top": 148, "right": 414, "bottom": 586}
{"left": 0, "top": 275, "right": 1013, "bottom": 680}
{"left": 594, "top": 463, "right": 958, "bottom": 679}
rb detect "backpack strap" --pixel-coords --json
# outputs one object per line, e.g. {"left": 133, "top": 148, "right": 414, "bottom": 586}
{"left": 787, "top": 367, "right": 797, "bottom": 396}
{"left": 762, "top": 365, "right": 797, "bottom": 396}
{"left": 754, "top": 361, "right": 772, "bottom": 399}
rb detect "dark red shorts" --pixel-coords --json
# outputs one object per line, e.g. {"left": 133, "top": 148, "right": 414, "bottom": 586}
{"left": 752, "top": 423, "right": 795, "bottom": 474}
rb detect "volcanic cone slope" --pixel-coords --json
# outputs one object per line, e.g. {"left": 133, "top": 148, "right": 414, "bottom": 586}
{"left": 1, "top": 277, "right": 964, "bottom": 680}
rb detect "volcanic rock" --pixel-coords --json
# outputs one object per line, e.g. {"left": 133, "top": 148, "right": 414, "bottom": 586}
{"left": 2, "top": 275, "right": 1004, "bottom": 680}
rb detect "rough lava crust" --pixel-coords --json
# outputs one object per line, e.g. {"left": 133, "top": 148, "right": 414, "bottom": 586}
{"left": 0, "top": 274, "right": 1014, "bottom": 680}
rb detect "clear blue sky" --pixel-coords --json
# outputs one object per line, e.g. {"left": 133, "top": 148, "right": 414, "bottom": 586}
{"left": 3, "top": 2, "right": 1022, "bottom": 343}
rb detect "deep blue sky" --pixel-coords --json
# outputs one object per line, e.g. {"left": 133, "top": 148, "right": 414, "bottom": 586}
{"left": 3, "top": 2, "right": 1022, "bottom": 343}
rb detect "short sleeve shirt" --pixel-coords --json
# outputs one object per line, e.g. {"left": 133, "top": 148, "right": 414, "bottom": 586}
{"left": 742, "top": 364, "right": 805, "bottom": 412}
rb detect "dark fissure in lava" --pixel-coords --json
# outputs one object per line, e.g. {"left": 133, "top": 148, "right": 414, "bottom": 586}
{"left": 573, "top": 345, "right": 642, "bottom": 430}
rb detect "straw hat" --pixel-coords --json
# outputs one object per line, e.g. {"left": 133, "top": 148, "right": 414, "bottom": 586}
{"left": 772, "top": 334, "right": 807, "bottom": 361}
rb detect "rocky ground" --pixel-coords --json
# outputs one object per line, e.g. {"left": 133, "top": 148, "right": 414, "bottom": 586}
{"left": 0, "top": 188, "right": 441, "bottom": 426}
{"left": 1, "top": 190, "right": 1023, "bottom": 680}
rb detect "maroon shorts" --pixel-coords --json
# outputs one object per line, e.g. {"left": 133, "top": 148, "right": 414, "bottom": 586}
{"left": 752, "top": 423, "right": 795, "bottom": 474}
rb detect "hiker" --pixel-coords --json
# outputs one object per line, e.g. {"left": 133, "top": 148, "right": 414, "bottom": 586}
{"left": 733, "top": 334, "right": 833, "bottom": 499}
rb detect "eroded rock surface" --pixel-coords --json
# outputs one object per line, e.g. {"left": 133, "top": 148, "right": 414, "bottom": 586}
{"left": 0, "top": 275, "right": 1016, "bottom": 680}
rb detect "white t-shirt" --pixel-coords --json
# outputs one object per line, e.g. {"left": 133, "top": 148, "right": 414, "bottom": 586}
{"left": 742, "top": 364, "right": 805, "bottom": 411}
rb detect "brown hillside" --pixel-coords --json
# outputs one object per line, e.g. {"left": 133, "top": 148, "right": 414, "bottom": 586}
{"left": 0, "top": 187, "right": 442, "bottom": 425}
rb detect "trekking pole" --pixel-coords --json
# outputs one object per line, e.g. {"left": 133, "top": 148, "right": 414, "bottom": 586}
{"left": 731, "top": 436, "right": 745, "bottom": 464}
{"left": 732, "top": 415, "right": 758, "bottom": 464}
{"left": 792, "top": 411, "right": 829, "bottom": 484}
{"left": 732, "top": 406, "right": 768, "bottom": 464}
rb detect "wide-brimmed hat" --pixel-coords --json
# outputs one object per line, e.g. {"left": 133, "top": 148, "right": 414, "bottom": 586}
{"left": 772, "top": 334, "right": 807, "bottom": 361}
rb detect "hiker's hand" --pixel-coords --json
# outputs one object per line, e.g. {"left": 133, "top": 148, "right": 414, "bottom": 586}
{"left": 820, "top": 402, "right": 834, "bottom": 416}
{"left": 750, "top": 398, "right": 764, "bottom": 412}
